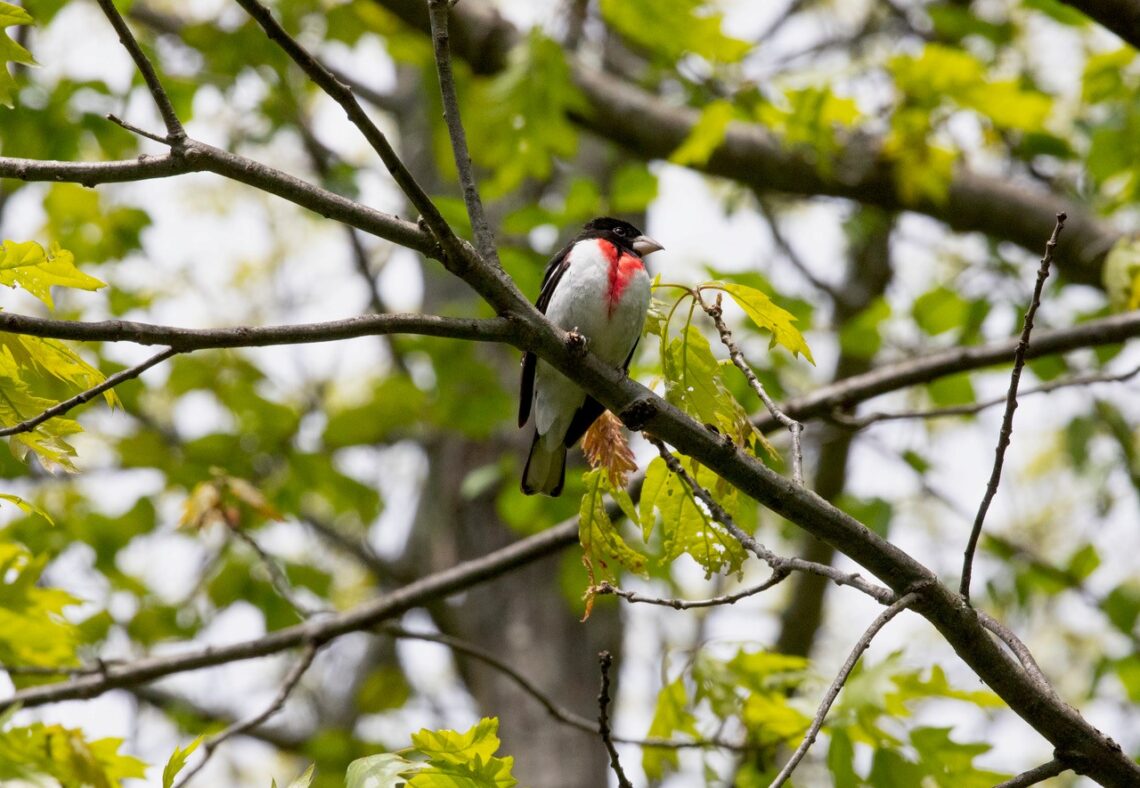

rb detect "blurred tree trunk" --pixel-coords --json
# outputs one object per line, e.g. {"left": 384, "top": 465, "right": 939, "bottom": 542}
{"left": 395, "top": 62, "right": 620, "bottom": 787}
{"left": 775, "top": 208, "right": 894, "bottom": 658}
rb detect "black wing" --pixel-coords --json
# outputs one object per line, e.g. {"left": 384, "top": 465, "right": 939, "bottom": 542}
{"left": 562, "top": 337, "right": 640, "bottom": 447}
{"left": 518, "top": 240, "right": 575, "bottom": 428}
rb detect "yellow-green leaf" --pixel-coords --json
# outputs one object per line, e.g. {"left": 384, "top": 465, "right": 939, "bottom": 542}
{"left": 0, "top": 2, "right": 35, "bottom": 108}
{"left": 639, "top": 455, "right": 747, "bottom": 578}
{"left": 162, "top": 735, "right": 204, "bottom": 788}
{"left": 0, "top": 240, "right": 104, "bottom": 308}
{"left": 579, "top": 468, "right": 648, "bottom": 585}
{"left": 710, "top": 281, "right": 815, "bottom": 363}
{"left": 0, "top": 492, "right": 53, "bottom": 524}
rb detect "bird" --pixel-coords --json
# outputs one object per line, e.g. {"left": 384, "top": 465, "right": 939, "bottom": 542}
{"left": 519, "top": 217, "right": 664, "bottom": 496}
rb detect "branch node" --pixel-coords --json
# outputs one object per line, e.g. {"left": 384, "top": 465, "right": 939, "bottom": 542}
{"left": 618, "top": 398, "right": 657, "bottom": 431}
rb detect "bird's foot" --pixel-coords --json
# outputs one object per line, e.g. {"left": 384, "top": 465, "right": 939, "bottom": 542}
{"left": 566, "top": 329, "right": 590, "bottom": 357}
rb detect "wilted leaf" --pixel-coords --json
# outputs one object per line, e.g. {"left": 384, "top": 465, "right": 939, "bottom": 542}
{"left": 581, "top": 410, "right": 638, "bottom": 488}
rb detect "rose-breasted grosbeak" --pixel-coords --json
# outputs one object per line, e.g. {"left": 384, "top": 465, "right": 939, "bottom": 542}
{"left": 519, "top": 217, "right": 664, "bottom": 496}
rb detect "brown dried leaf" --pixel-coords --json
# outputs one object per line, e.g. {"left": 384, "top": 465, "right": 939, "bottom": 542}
{"left": 581, "top": 411, "right": 638, "bottom": 488}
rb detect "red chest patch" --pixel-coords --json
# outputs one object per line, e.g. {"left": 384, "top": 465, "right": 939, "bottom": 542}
{"left": 598, "top": 239, "right": 644, "bottom": 314}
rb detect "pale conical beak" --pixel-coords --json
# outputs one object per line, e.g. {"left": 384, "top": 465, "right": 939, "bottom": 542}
{"left": 632, "top": 235, "right": 664, "bottom": 256}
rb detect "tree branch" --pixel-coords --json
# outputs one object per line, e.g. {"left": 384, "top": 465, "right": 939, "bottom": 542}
{"left": 961, "top": 214, "right": 1064, "bottom": 602}
{"left": 0, "top": 312, "right": 515, "bottom": 350}
{"left": 0, "top": 520, "right": 578, "bottom": 712}
{"left": 697, "top": 289, "right": 805, "bottom": 486}
{"left": 759, "top": 309, "right": 1140, "bottom": 431}
{"left": 93, "top": 0, "right": 186, "bottom": 142}
{"left": 427, "top": 0, "right": 499, "bottom": 264}
{"left": 172, "top": 642, "right": 319, "bottom": 788}
{"left": 0, "top": 347, "right": 175, "bottom": 437}
{"left": 233, "top": 0, "right": 460, "bottom": 262}
{"left": 829, "top": 362, "right": 1140, "bottom": 428}
{"left": 769, "top": 591, "right": 919, "bottom": 788}
{"left": 373, "top": 0, "right": 1119, "bottom": 286}
{"left": 592, "top": 573, "right": 791, "bottom": 610}
{"left": 596, "top": 651, "right": 633, "bottom": 788}
{"left": 994, "top": 758, "right": 1069, "bottom": 788}
{"left": 646, "top": 436, "right": 895, "bottom": 605}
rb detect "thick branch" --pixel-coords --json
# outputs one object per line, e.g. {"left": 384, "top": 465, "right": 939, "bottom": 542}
{"left": 374, "top": 0, "right": 1120, "bottom": 286}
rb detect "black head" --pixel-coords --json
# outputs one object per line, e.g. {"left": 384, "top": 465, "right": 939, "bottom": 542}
{"left": 578, "top": 217, "right": 664, "bottom": 257}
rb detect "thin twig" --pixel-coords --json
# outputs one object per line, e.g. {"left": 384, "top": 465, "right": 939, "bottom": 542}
{"left": 382, "top": 626, "right": 745, "bottom": 752}
{"left": 106, "top": 113, "right": 171, "bottom": 145}
{"left": 0, "top": 348, "right": 176, "bottom": 437}
{"left": 230, "top": 528, "right": 331, "bottom": 618}
{"left": 232, "top": 0, "right": 456, "bottom": 258}
{"left": 976, "top": 611, "right": 1057, "bottom": 698}
{"left": 961, "top": 213, "right": 1065, "bottom": 602}
{"left": 0, "top": 661, "right": 119, "bottom": 676}
{"left": 173, "top": 642, "right": 318, "bottom": 788}
{"left": 427, "top": 0, "right": 499, "bottom": 265}
{"left": 646, "top": 436, "right": 894, "bottom": 604}
{"left": 994, "top": 758, "right": 1068, "bottom": 788}
{"left": 93, "top": 0, "right": 185, "bottom": 141}
{"left": 755, "top": 194, "right": 842, "bottom": 302}
{"left": 592, "top": 572, "right": 790, "bottom": 610}
{"left": 697, "top": 289, "right": 805, "bottom": 485}
{"left": 769, "top": 592, "right": 918, "bottom": 788}
{"left": 597, "top": 651, "right": 633, "bottom": 788}
{"left": 832, "top": 363, "right": 1140, "bottom": 429}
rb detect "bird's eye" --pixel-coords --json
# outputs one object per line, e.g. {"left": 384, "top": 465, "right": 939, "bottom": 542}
{"left": 613, "top": 227, "right": 626, "bottom": 236}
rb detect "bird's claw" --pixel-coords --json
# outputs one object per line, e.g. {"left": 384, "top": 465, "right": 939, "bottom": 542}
{"left": 566, "top": 329, "right": 589, "bottom": 357}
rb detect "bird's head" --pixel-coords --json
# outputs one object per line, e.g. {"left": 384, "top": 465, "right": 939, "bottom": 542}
{"left": 580, "top": 217, "right": 664, "bottom": 257}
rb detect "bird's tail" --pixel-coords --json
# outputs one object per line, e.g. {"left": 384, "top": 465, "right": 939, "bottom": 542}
{"left": 521, "top": 431, "right": 567, "bottom": 496}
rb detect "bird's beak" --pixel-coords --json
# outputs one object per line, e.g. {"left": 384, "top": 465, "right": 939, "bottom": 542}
{"left": 632, "top": 235, "right": 664, "bottom": 256}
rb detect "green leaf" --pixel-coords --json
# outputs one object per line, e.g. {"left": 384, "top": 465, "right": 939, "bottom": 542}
{"left": 0, "top": 2, "right": 35, "bottom": 108}
{"left": 1103, "top": 237, "right": 1140, "bottom": 312}
{"left": 0, "top": 240, "right": 104, "bottom": 308}
{"left": 467, "top": 30, "right": 587, "bottom": 197}
{"left": 913, "top": 286, "right": 969, "bottom": 336}
{"left": 0, "top": 722, "right": 146, "bottom": 786}
{"left": 1101, "top": 584, "right": 1140, "bottom": 635}
{"left": 710, "top": 281, "right": 815, "bottom": 363}
{"left": 662, "top": 325, "right": 756, "bottom": 448}
{"left": 609, "top": 163, "right": 659, "bottom": 213}
{"left": 599, "top": 0, "right": 749, "bottom": 64}
{"left": 827, "top": 728, "right": 859, "bottom": 788}
{"left": 670, "top": 100, "right": 735, "bottom": 166}
{"left": 643, "top": 678, "right": 699, "bottom": 780}
{"left": 740, "top": 692, "right": 811, "bottom": 745}
{"left": 162, "top": 735, "right": 205, "bottom": 788}
{"left": 839, "top": 297, "right": 890, "bottom": 359}
{"left": 579, "top": 468, "right": 648, "bottom": 584}
{"left": 411, "top": 718, "right": 502, "bottom": 767}
{"left": 0, "top": 543, "right": 81, "bottom": 674}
